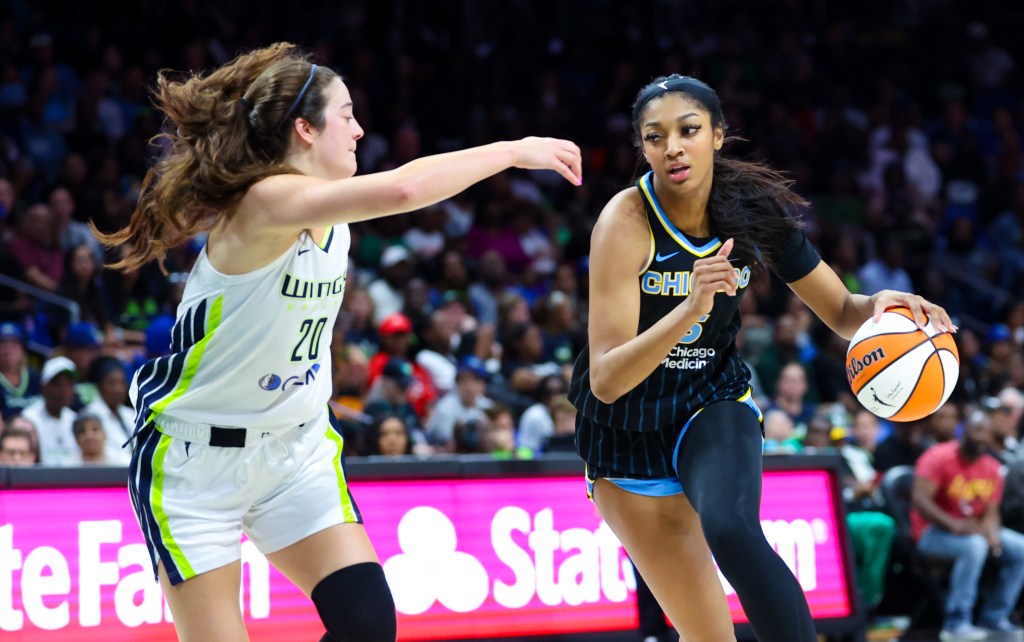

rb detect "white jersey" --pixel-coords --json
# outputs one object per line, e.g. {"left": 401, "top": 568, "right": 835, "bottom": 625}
{"left": 130, "top": 225, "right": 349, "bottom": 435}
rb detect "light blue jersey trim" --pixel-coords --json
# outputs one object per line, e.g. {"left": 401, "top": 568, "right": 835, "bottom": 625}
{"left": 639, "top": 171, "right": 722, "bottom": 257}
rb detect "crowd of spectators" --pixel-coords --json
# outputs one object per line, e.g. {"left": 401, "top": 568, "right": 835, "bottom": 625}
{"left": 0, "top": 0, "right": 1022, "bottom": 629}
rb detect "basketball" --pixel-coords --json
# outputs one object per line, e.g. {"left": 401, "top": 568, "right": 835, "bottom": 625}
{"left": 846, "top": 307, "right": 959, "bottom": 422}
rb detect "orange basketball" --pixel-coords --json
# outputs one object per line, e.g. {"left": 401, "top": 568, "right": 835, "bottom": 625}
{"left": 845, "top": 307, "right": 959, "bottom": 421}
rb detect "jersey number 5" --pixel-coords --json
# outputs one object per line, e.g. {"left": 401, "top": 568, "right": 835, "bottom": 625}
{"left": 680, "top": 314, "right": 710, "bottom": 344}
{"left": 291, "top": 317, "right": 328, "bottom": 362}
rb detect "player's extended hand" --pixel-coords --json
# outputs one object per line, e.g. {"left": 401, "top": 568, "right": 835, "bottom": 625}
{"left": 870, "top": 289, "right": 957, "bottom": 333}
{"left": 686, "top": 238, "right": 737, "bottom": 317}
{"left": 511, "top": 137, "right": 583, "bottom": 186}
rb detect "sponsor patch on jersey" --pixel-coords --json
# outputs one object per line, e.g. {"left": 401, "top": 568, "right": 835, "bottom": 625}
{"left": 660, "top": 345, "right": 716, "bottom": 371}
{"left": 276, "top": 363, "right": 322, "bottom": 392}
{"left": 258, "top": 374, "right": 282, "bottom": 391}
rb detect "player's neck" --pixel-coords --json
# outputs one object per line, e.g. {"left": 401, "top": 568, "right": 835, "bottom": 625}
{"left": 666, "top": 203, "right": 710, "bottom": 238}
{"left": 652, "top": 177, "right": 712, "bottom": 237}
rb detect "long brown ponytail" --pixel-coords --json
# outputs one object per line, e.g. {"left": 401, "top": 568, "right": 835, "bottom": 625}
{"left": 94, "top": 42, "right": 338, "bottom": 271}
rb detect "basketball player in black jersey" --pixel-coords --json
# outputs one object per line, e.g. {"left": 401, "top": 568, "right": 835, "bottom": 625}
{"left": 568, "top": 76, "right": 955, "bottom": 641}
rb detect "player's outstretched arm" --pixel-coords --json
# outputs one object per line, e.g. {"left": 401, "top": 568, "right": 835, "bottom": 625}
{"left": 246, "top": 137, "right": 581, "bottom": 231}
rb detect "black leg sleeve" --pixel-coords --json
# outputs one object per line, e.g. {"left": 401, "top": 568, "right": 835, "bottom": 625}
{"left": 677, "top": 401, "right": 817, "bottom": 642}
{"left": 311, "top": 562, "right": 397, "bottom": 642}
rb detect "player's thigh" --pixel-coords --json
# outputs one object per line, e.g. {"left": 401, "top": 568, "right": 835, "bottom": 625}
{"left": 250, "top": 411, "right": 374, "bottom": 595}
{"left": 593, "top": 479, "right": 736, "bottom": 642}
{"left": 265, "top": 522, "right": 380, "bottom": 597}
{"left": 158, "top": 560, "right": 248, "bottom": 642}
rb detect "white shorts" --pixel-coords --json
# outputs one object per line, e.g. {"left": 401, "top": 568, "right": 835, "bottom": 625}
{"left": 128, "top": 407, "right": 361, "bottom": 585}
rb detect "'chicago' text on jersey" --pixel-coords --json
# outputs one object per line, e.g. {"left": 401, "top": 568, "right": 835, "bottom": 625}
{"left": 646, "top": 266, "right": 751, "bottom": 371}
{"left": 642, "top": 265, "right": 752, "bottom": 296}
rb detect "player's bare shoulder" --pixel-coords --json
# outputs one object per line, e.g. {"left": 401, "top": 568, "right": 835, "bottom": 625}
{"left": 591, "top": 187, "right": 650, "bottom": 272}
{"left": 240, "top": 174, "right": 307, "bottom": 223}
{"left": 599, "top": 186, "right": 646, "bottom": 225}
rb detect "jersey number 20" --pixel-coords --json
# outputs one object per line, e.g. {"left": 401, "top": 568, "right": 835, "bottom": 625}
{"left": 291, "top": 317, "right": 328, "bottom": 362}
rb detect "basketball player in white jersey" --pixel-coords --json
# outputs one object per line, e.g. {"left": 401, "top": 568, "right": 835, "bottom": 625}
{"left": 95, "top": 43, "right": 581, "bottom": 642}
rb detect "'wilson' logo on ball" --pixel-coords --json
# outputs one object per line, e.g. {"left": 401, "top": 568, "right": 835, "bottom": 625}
{"left": 846, "top": 347, "right": 886, "bottom": 383}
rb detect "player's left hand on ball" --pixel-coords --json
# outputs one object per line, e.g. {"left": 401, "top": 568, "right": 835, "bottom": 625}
{"left": 870, "top": 290, "right": 957, "bottom": 333}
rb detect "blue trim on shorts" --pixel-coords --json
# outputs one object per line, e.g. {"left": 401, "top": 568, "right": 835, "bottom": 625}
{"left": 585, "top": 393, "right": 764, "bottom": 501}
{"left": 670, "top": 409, "right": 704, "bottom": 480}
{"left": 585, "top": 468, "right": 684, "bottom": 499}
{"left": 671, "top": 393, "right": 762, "bottom": 479}
{"left": 608, "top": 476, "right": 685, "bottom": 496}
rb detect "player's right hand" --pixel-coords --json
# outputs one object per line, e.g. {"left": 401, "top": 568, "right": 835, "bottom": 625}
{"left": 511, "top": 137, "right": 583, "bottom": 186}
{"left": 686, "top": 238, "right": 737, "bottom": 317}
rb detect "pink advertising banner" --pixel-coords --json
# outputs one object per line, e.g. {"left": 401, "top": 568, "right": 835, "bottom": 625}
{"left": 0, "top": 470, "right": 852, "bottom": 640}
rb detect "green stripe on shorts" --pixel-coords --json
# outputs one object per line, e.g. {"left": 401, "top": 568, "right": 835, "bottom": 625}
{"left": 152, "top": 431, "right": 196, "bottom": 580}
{"left": 324, "top": 420, "right": 358, "bottom": 522}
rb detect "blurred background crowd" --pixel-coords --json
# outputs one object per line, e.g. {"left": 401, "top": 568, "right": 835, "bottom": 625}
{"left": 0, "top": 0, "right": 1021, "bottom": 631}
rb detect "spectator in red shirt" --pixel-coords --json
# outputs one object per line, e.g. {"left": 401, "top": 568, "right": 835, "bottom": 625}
{"left": 911, "top": 410, "right": 1024, "bottom": 641}
{"left": 365, "top": 313, "right": 437, "bottom": 419}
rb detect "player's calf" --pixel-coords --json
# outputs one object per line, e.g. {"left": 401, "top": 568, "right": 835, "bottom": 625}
{"left": 313, "top": 562, "right": 396, "bottom": 642}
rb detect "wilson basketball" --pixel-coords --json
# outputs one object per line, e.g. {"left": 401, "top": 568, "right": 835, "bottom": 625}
{"left": 846, "top": 307, "right": 959, "bottom": 421}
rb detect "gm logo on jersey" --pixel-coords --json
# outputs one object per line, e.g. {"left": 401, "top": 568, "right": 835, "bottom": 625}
{"left": 259, "top": 364, "right": 321, "bottom": 392}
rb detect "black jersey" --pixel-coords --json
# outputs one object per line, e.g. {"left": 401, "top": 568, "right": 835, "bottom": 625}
{"left": 569, "top": 171, "right": 821, "bottom": 432}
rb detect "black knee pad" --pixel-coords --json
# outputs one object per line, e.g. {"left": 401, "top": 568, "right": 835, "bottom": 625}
{"left": 312, "top": 562, "right": 396, "bottom": 642}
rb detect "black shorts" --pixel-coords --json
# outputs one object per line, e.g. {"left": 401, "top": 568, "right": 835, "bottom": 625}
{"left": 577, "top": 391, "right": 762, "bottom": 481}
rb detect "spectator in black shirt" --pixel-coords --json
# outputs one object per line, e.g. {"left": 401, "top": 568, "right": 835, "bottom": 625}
{"left": 873, "top": 418, "right": 928, "bottom": 473}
